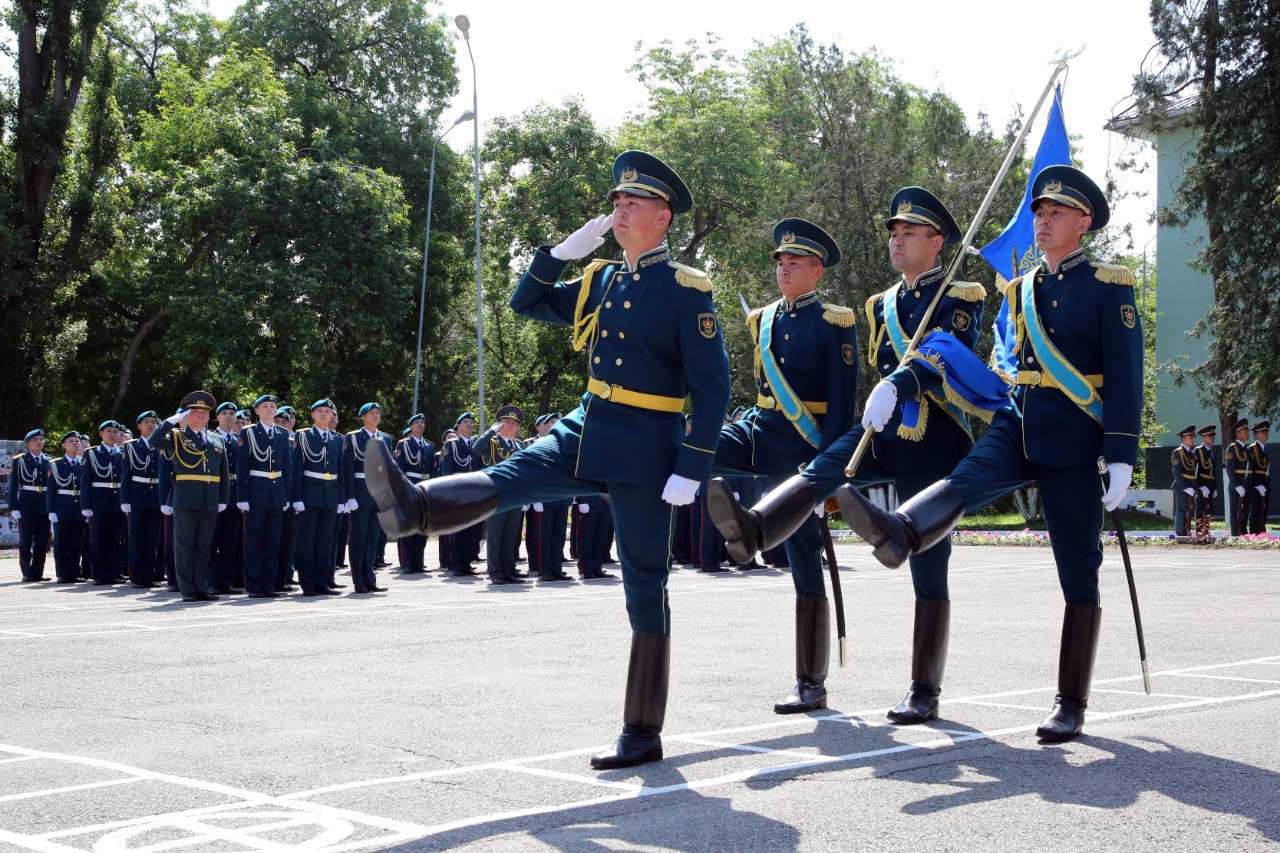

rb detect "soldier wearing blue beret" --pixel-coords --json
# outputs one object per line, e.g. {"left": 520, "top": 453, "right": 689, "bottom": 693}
{"left": 236, "top": 395, "right": 293, "bottom": 597}
{"left": 149, "top": 391, "right": 232, "bottom": 601}
{"left": 710, "top": 192, "right": 986, "bottom": 720}
{"left": 1171, "top": 425, "right": 1198, "bottom": 537}
{"left": 394, "top": 412, "right": 435, "bottom": 575}
{"left": 210, "top": 402, "right": 244, "bottom": 594}
{"left": 80, "top": 420, "right": 128, "bottom": 584}
{"left": 1246, "top": 420, "right": 1270, "bottom": 534}
{"left": 834, "top": 165, "right": 1144, "bottom": 743}
{"left": 118, "top": 410, "right": 163, "bottom": 588}
{"left": 273, "top": 406, "right": 301, "bottom": 591}
{"left": 365, "top": 150, "right": 730, "bottom": 769}
{"left": 473, "top": 405, "right": 531, "bottom": 584}
{"left": 289, "top": 399, "right": 347, "bottom": 595}
{"left": 438, "top": 412, "right": 482, "bottom": 576}
{"left": 9, "top": 428, "right": 52, "bottom": 581}
{"left": 46, "top": 432, "right": 88, "bottom": 582}
{"left": 342, "top": 402, "right": 392, "bottom": 592}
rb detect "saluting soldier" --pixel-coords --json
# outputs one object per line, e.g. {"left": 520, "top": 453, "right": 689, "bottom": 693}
{"left": 394, "top": 413, "right": 436, "bottom": 574}
{"left": 833, "top": 166, "right": 1143, "bottom": 743}
{"left": 1171, "top": 425, "right": 1198, "bottom": 538}
{"left": 236, "top": 395, "right": 293, "bottom": 598}
{"left": 290, "top": 399, "right": 346, "bottom": 596}
{"left": 9, "top": 429, "right": 52, "bottom": 581}
{"left": 439, "top": 413, "right": 482, "bottom": 576}
{"left": 342, "top": 402, "right": 392, "bottom": 593}
{"left": 709, "top": 193, "right": 980, "bottom": 720}
{"left": 210, "top": 402, "right": 244, "bottom": 593}
{"left": 46, "top": 432, "right": 88, "bottom": 583}
{"left": 1225, "top": 418, "right": 1251, "bottom": 536}
{"left": 365, "top": 150, "right": 730, "bottom": 769}
{"left": 1194, "top": 425, "right": 1218, "bottom": 540}
{"left": 474, "top": 405, "right": 530, "bottom": 585}
{"left": 120, "top": 411, "right": 163, "bottom": 588}
{"left": 1246, "top": 420, "right": 1271, "bottom": 534}
{"left": 80, "top": 420, "right": 128, "bottom": 585}
{"left": 149, "top": 391, "right": 231, "bottom": 602}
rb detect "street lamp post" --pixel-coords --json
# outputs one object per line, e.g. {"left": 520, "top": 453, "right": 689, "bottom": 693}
{"left": 411, "top": 109, "right": 474, "bottom": 417}
{"left": 455, "top": 14, "right": 485, "bottom": 433}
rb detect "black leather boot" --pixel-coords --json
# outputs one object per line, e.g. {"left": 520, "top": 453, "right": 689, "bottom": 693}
{"left": 708, "top": 475, "right": 818, "bottom": 566}
{"left": 364, "top": 439, "right": 498, "bottom": 537}
{"left": 1037, "top": 604, "right": 1102, "bottom": 742}
{"left": 835, "top": 481, "right": 964, "bottom": 569}
{"left": 775, "top": 595, "right": 830, "bottom": 714}
{"left": 888, "top": 598, "right": 950, "bottom": 724}
{"left": 590, "top": 631, "right": 670, "bottom": 770}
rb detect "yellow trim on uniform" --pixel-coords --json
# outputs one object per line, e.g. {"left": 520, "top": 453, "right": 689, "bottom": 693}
{"left": 1015, "top": 371, "right": 1104, "bottom": 391}
{"left": 586, "top": 377, "right": 685, "bottom": 413}
{"left": 756, "top": 394, "right": 828, "bottom": 414}
{"left": 681, "top": 442, "right": 715, "bottom": 454}
{"left": 175, "top": 474, "right": 221, "bottom": 483}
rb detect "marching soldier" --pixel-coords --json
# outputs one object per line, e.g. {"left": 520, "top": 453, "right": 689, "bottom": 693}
{"left": 210, "top": 402, "right": 244, "bottom": 593}
{"left": 80, "top": 420, "right": 128, "bottom": 585}
{"left": 395, "top": 414, "right": 435, "bottom": 574}
{"left": 1194, "top": 425, "right": 1217, "bottom": 540}
{"left": 1171, "top": 425, "right": 1198, "bottom": 538}
{"left": 1247, "top": 420, "right": 1271, "bottom": 534}
{"left": 439, "top": 413, "right": 482, "bottom": 576}
{"left": 120, "top": 411, "right": 163, "bottom": 588}
{"left": 9, "top": 429, "right": 52, "bottom": 581}
{"left": 236, "top": 395, "right": 293, "bottom": 598}
{"left": 342, "top": 402, "right": 392, "bottom": 593}
{"left": 149, "top": 392, "right": 231, "bottom": 601}
{"left": 47, "top": 432, "right": 88, "bottom": 583}
{"left": 474, "top": 405, "right": 530, "bottom": 585}
{"left": 365, "top": 150, "right": 730, "bottom": 769}
{"left": 1225, "top": 418, "right": 1251, "bottom": 536}
{"left": 832, "top": 166, "right": 1143, "bottom": 743}
{"left": 291, "top": 399, "right": 346, "bottom": 596}
{"left": 709, "top": 195, "right": 978, "bottom": 719}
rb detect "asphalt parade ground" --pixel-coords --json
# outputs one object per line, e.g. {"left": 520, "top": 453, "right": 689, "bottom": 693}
{"left": 0, "top": 542, "right": 1276, "bottom": 851}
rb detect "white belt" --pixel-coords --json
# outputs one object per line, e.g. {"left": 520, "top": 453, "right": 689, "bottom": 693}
{"left": 304, "top": 471, "right": 337, "bottom": 481}
{"left": 92, "top": 482, "right": 120, "bottom": 489}
{"left": 406, "top": 472, "right": 424, "bottom": 479}
{"left": 354, "top": 473, "right": 366, "bottom": 479}
{"left": 57, "top": 489, "right": 80, "bottom": 496}
{"left": 132, "top": 476, "right": 158, "bottom": 485}
{"left": 21, "top": 485, "right": 47, "bottom": 493}
{"left": 249, "top": 470, "right": 282, "bottom": 479}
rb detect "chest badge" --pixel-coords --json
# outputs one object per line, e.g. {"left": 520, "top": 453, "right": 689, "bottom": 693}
{"left": 698, "top": 312, "right": 718, "bottom": 339}
{"left": 842, "top": 343, "right": 855, "bottom": 365}
{"left": 1120, "top": 304, "right": 1136, "bottom": 329}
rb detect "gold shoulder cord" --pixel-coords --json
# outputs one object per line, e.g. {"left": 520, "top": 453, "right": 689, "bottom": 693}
{"left": 173, "top": 430, "right": 208, "bottom": 470}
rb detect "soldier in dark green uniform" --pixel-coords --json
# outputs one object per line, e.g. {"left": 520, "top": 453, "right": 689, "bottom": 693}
{"left": 474, "top": 405, "right": 530, "bottom": 585}
{"left": 1246, "top": 420, "right": 1270, "bottom": 534}
{"left": 1194, "top": 425, "right": 1217, "bottom": 539}
{"left": 833, "top": 166, "right": 1143, "bottom": 744}
{"left": 149, "top": 391, "right": 232, "bottom": 602}
{"left": 1225, "top": 418, "right": 1251, "bottom": 536}
{"left": 1171, "top": 425, "right": 1198, "bottom": 537}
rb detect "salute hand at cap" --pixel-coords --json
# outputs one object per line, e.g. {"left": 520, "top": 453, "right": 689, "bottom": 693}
{"left": 661, "top": 474, "right": 700, "bottom": 506}
{"left": 550, "top": 214, "right": 613, "bottom": 261}
{"left": 166, "top": 410, "right": 188, "bottom": 425}
{"left": 861, "top": 381, "right": 898, "bottom": 433}
{"left": 1102, "top": 462, "right": 1133, "bottom": 512}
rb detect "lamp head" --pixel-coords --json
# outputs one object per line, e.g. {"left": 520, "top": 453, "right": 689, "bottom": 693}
{"left": 454, "top": 14, "right": 470, "bottom": 38}
{"left": 455, "top": 110, "right": 475, "bottom": 125}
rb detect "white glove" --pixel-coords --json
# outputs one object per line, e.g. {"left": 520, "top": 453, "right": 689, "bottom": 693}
{"left": 237, "top": 501, "right": 250, "bottom": 512}
{"left": 661, "top": 474, "right": 700, "bottom": 506}
{"left": 1184, "top": 488, "right": 1195, "bottom": 496}
{"left": 1259, "top": 485, "right": 1268, "bottom": 496}
{"left": 166, "top": 410, "right": 188, "bottom": 425}
{"left": 120, "top": 503, "right": 132, "bottom": 514}
{"left": 11, "top": 510, "right": 20, "bottom": 520}
{"left": 550, "top": 214, "right": 613, "bottom": 261}
{"left": 1200, "top": 486, "right": 1210, "bottom": 498}
{"left": 1235, "top": 486, "right": 1245, "bottom": 497}
{"left": 1102, "top": 462, "right": 1133, "bottom": 512}
{"left": 861, "top": 380, "right": 898, "bottom": 432}
{"left": 49, "top": 512, "right": 58, "bottom": 523}
{"left": 217, "top": 503, "right": 226, "bottom": 513}
{"left": 82, "top": 509, "right": 93, "bottom": 518}
{"left": 161, "top": 505, "right": 173, "bottom": 516}
{"left": 292, "top": 501, "right": 305, "bottom": 512}
{"left": 579, "top": 503, "right": 590, "bottom": 514}
{"left": 345, "top": 498, "right": 358, "bottom": 512}
{"left": 521, "top": 505, "right": 529, "bottom": 511}
{"left": 335, "top": 503, "right": 347, "bottom": 514}
{"left": 733, "top": 492, "right": 740, "bottom": 500}
{"left": 533, "top": 503, "right": 543, "bottom": 513}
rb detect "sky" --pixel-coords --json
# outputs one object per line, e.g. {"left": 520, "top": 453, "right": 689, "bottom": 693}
{"left": 204, "top": 0, "right": 1159, "bottom": 251}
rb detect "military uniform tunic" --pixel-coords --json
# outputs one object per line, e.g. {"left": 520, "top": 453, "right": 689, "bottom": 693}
{"left": 149, "top": 422, "right": 231, "bottom": 595}
{"left": 342, "top": 428, "right": 393, "bottom": 591}
{"left": 120, "top": 437, "right": 163, "bottom": 585}
{"left": 1171, "top": 444, "right": 1198, "bottom": 537}
{"left": 1246, "top": 440, "right": 1270, "bottom": 534}
{"left": 236, "top": 423, "right": 293, "bottom": 595}
{"left": 46, "top": 456, "right": 85, "bottom": 582}
{"left": 8, "top": 451, "right": 51, "bottom": 580}
{"left": 393, "top": 436, "right": 435, "bottom": 573}
{"left": 79, "top": 444, "right": 126, "bottom": 583}
{"left": 1225, "top": 439, "right": 1250, "bottom": 536}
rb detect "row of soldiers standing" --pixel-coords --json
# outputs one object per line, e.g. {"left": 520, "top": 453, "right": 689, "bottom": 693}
{"left": 1171, "top": 419, "right": 1271, "bottom": 538}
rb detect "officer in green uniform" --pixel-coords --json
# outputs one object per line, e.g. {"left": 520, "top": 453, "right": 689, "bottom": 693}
{"left": 833, "top": 166, "right": 1143, "bottom": 744}
{"left": 364, "top": 150, "right": 730, "bottom": 769}
{"left": 9, "top": 429, "right": 51, "bottom": 581}
{"left": 149, "top": 391, "right": 232, "bottom": 602}
{"left": 709, "top": 190, "right": 984, "bottom": 723}
{"left": 1171, "top": 425, "right": 1198, "bottom": 537}
{"left": 1194, "top": 425, "right": 1218, "bottom": 538}
{"left": 1225, "top": 418, "right": 1251, "bottom": 536}
{"left": 1247, "top": 420, "right": 1270, "bottom": 534}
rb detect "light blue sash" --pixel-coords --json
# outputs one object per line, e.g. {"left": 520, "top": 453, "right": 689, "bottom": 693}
{"left": 1019, "top": 274, "right": 1104, "bottom": 424}
{"left": 882, "top": 285, "right": 972, "bottom": 439}
{"left": 759, "top": 300, "right": 823, "bottom": 449}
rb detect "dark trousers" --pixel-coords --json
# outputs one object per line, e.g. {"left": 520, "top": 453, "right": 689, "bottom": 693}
{"left": 376, "top": 528, "right": 388, "bottom": 565}
{"left": 1173, "top": 488, "right": 1194, "bottom": 537}
{"left": 536, "top": 503, "right": 568, "bottom": 577}
{"left": 485, "top": 507, "right": 523, "bottom": 579}
{"left": 437, "top": 534, "right": 449, "bottom": 571}
{"left": 211, "top": 507, "right": 243, "bottom": 589}
{"left": 243, "top": 507, "right": 283, "bottom": 595}
{"left": 693, "top": 494, "right": 723, "bottom": 569}
{"left": 575, "top": 496, "right": 614, "bottom": 579}
{"left": 349, "top": 505, "right": 381, "bottom": 590}
{"left": 1246, "top": 489, "right": 1268, "bottom": 534}
{"left": 334, "top": 512, "right": 349, "bottom": 572}
{"left": 162, "top": 513, "right": 176, "bottom": 586}
{"left": 1228, "top": 487, "right": 1248, "bottom": 536}
{"left": 277, "top": 509, "right": 297, "bottom": 587}
{"left": 53, "top": 516, "right": 85, "bottom": 581}
{"left": 295, "top": 505, "right": 337, "bottom": 593}
{"left": 448, "top": 522, "right": 483, "bottom": 572}
{"left": 672, "top": 503, "right": 692, "bottom": 564}
{"left": 400, "top": 533, "right": 427, "bottom": 572}
{"left": 90, "top": 511, "right": 125, "bottom": 582}
{"left": 173, "top": 508, "right": 217, "bottom": 595}
{"left": 80, "top": 523, "right": 93, "bottom": 579}
{"left": 126, "top": 508, "right": 163, "bottom": 585}
{"left": 17, "top": 513, "right": 51, "bottom": 580}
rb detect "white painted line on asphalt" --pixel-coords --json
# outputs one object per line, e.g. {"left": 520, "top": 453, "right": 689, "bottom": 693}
{"left": 669, "top": 735, "right": 821, "bottom": 761}
{"left": 0, "top": 776, "right": 140, "bottom": 803}
{"left": 1178, "top": 673, "right": 1280, "bottom": 685}
{"left": 948, "top": 700, "right": 1050, "bottom": 712}
{"left": 500, "top": 763, "right": 642, "bottom": 792}
{"left": 1093, "top": 688, "right": 1209, "bottom": 700}
{"left": 0, "top": 755, "right": 40, "bottom": 764}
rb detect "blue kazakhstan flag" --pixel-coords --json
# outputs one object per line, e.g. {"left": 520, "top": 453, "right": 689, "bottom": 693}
{"left": 979, "top": 85, "right": 1071, "bottom": 374}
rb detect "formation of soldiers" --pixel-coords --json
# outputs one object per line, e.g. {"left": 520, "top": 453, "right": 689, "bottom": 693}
{"left": 1169, "top": 419, "right": 1271, "bottom": 539}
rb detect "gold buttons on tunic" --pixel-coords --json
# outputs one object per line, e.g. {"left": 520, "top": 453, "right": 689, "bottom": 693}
{"left": 593, "top": 356, "right": 600, "bottom": 364}
{"left": 914, "top": 292, "right": 921, "bottom": 298}
{"left": 1027, "top": 356, "right": 1036, "bottom": 364}
{"left": 790, "top": 313, "right": 796, "bottom": 318}
{"left": 615, "top": 358, "right": 623, "bottom": 366}
{"left": 1049, "top": 328, "right": 1055, "bottom": 334}
{"left": 1058, "top": 274, "right": 1064, "bottom": 281}
{"left": 605, "top": 301, "right": 612, "bottom": 308}
{"left": 618, "top": 331, "right": 625, "bottom": 339}
{"left": 624, "top": 301, "right": 631, "bottom": 309}
{"left": 780, "top": 358, "right": 786, "bottom": 364}
{"left": 883, "top": 364, "right": 890, "bottom": 370}
{"left": 601, "top": 330, "right": 608, "bottom": 337}
{"left": 1052, "top": 300, "right": 1058, "bottom": 307}
{"left": 633, "top": 273, "right": 640, "bottom": 281}
{"left": 784, "top": 334, "right": 790, "bottom": 340}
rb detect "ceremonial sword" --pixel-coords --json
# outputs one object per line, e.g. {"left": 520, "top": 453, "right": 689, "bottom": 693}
{"left": 1099, "top": 457, "right": 1152, "bottom": 694}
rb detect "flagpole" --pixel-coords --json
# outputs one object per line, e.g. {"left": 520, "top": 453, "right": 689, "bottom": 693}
{"left": 844, "top": 50, "right": 1081, "bottom": 478}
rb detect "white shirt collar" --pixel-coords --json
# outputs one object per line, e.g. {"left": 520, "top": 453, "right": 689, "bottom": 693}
{"left": 364, "top": 427, "right": 378, "bottom": 438}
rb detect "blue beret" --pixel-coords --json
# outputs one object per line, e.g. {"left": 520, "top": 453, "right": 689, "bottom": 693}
{"left": 886, "top": 187, "right": 962, "bottom": 245}
{"left": 253, "top": 394, "right": 278, "bottom": 408}
{"left": 772, "top": 218, "right": 842, "bottom": 267}
{"left": 24, "top": 428, "right": 44, "bottom": 442}
{"left": 401, "top": 428, "right": 412, "bottom": 437}
{"left": 214, "top": 402, "right": 237, "bottom": 415}
{"left": 359, "top": 402, "right": 381, "bottom": 417}
{"left": 442, "top": 429, "right": 457, "bottom": 442}
{"left": 235, "top": 409, "right": 250, "bottom": 420}
{"left": 135, "top": 410, "right": 159, "bottom": 424}
{"left": 275, "top": 406, "right": 296, "bottom": 417}
{"left": 1031, "top": 165, "right": 1110, "bottom": 231}
{"left": 59, "top": 431, "right": 79, "bottom": 445}
{"left": 98, "top": 420, "right": 119, "bottom": 432}
{"left": 454, "top": 412, "right": 476, "bottom": 427}
{"left": 310, "top": 398, "right": 336, "bottom": 412}
{"left": 407, "top": 412, "right": 425, "bottom": 426}
{"left": 608, "top": 150, "right": 693, "bottom": 215}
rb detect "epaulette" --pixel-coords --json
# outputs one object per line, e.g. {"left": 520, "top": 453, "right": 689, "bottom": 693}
{"left": 946, "top": 281, "right": 987, "bottom": 301}
{"left": 1091, "top": 261, "right": 1136, "bottom": 285}
{"left": 746, "top": 306, "right": 764, "bottom": 328}
{"left": 864, "top": 292, "right": 882, "bottom": 320}
{"left": 669, "top": 261, "right": 713, "bottom": 292}
{"left": 821, "top": 303, "right": 855, "bottom": 328}
{"left": 995, "top": 273, "right": 1022, "bottom": 296}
